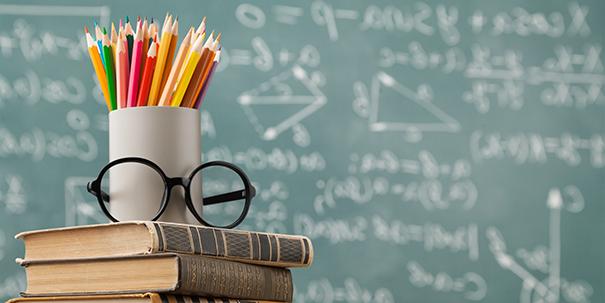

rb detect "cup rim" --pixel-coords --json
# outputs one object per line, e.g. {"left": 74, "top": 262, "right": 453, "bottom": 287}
{"left": 109, "top": 106, "right": 199, "bottom": 115}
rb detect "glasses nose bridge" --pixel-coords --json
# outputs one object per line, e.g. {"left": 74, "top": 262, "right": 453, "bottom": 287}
{"left": 166, "top": 177, "right": 189, "bottom": 188}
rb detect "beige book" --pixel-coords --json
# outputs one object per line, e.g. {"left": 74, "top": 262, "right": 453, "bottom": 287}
{"left": 7, "top": 293, "right": 284, "bottom": 303}
{"left": 16, "top": 221, "right": 313, "bottom": 268}
{"left": 17, "top": 254, "right": 292, "bottom": 302}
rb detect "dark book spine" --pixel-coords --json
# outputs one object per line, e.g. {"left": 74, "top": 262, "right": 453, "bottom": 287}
{"left": 153, "top": 222, "right": 312, "bottom": 267}
{"left": 158, "top": 294, "right": 281, "bottom": 303}
{"left": 175, "top": 255, "right": 292, "bottom": 302}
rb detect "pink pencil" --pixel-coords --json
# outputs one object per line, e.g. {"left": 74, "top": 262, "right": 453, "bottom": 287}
{"left": 126, "top": 22, "right": 144, "bottom": 107}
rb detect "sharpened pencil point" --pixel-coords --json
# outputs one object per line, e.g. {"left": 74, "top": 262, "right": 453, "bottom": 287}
{"left": 102, "top": 27, "right": 107, "bottom": 35}
{"left": 84, "top": 26, "right": 89, "bottom": 33}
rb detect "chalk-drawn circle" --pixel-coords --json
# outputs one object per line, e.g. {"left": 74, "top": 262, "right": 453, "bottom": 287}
{"left": 66, "top": 109, "right": 90, "bottom": 131}
{"left": 235, "top": 4, "right": 265, "bottom": 29}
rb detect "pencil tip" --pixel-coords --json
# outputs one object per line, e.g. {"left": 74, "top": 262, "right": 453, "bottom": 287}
{"left": 102, "top": 27, "right": 107, "bottom": 35}
{"left": 84, "top": 26, "right": 89, "bottom": 33}
{"left": 125, "top": 16, "right": 130, "bottom": 23}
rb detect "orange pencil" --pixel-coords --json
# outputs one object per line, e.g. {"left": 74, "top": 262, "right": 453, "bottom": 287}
{"left": 140, "top": 18, "right": 149, "bottom": 69}
{"left": 137, "top": 39, "right": 158, "bottom": 106}
{"left": 84, "top": 26, "right": 111, "bottom": 111}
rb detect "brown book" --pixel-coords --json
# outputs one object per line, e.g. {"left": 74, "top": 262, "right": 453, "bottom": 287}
{"left": 16, "top": 221, "right": 313, "bottom": 268}
{"left": 7, "top": 293, "right": 284, "bottom": 303}
{"left": 17, "top": 254, "right": 292, "bottom": 302}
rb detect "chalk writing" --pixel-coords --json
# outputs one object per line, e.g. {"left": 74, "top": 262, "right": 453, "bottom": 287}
{"left": 204, "top": 146, "right": 326, "bottom": 173}
{"left": 407, "top": 261, "right": 487, "bottom": 301}
{"left": 470, "top": 131, "right": 604, "bottom": 167}
{"left": 294, "top": 277, "right": 394, "bottom": 303}
{"left": 0, "top": 174, "right": 26, "bottom": 214}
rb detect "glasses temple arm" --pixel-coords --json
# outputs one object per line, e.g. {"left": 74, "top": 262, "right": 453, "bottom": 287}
{"left": 203, "top": 186, "right": 256, "bottom": 205}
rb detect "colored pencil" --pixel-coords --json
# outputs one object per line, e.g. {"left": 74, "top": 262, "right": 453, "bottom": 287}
{"left": 160, "top": 19, "right": 179, "bottom": 93}
{"left": 84, "top": 26, "right": 111, "bottom": 111}
{"left": 140, "top": 18, "right": 149, "bottom": 69}
{"left": 101, "top": 28, "right": 117, "bottom": 110}
{"left": 110, "top": 22, "right": 118, "bottom": 60}
{"left": 125, "top": 17, "right": 134, "bottom": 62}
{"left": 194, "top": 49, "right": 220, "bottom": 109}
{"left": 181, "top": 33, "right": 219, "bottom": 108}
{"left": 158, "top": 27, "right": 193, "bottom": 106}
{"left": 94, "top": 23, "right": 105, "bottom": 66}
{"left": 137, "top": 40, "right": 158, "bottom": 107}
{"left": 196, "top": 17, "right": 206, "bottom": 37}
{"left": 86, "top": 14, "right": 220, "bottom": 111}
{"left": 116, "top": 33, "right": 129, "bottom": 109}
{"left": 126, "top": 22, "right": 144, "bottom": 107}
{"left": 147, "top": 14, "right": 173, "bottom": 106}
{"left": 170, "top": 34, "right": 205, "bottom": 107}
{"left": 148, "top": 20, "right": 158, "bottom": 44}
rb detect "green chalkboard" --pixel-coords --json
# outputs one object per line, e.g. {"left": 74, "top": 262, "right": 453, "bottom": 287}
{"left": 0, "top": 0, "right": 603, "bottom": 302}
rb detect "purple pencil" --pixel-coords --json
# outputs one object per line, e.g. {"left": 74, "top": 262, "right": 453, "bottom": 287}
{"left": 193, "top": 49, "right": 220, "bottom": 109}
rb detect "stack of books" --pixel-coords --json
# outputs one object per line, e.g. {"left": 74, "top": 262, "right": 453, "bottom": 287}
{"left": 8, "top": 221, "right": 313, "bottom": 303}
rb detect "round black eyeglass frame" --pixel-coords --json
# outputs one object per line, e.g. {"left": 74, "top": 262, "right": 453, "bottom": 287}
{"left": 87, "top": 157, "right": 255, "bottom": 229}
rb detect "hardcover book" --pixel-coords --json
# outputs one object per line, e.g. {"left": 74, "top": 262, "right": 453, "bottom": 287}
{"left": 7, "top": 293, "right": 283, "bottom": 303}
{"left": 16, "top": 221, "right": 313, "bottom": 268}
{"left": 17, "top": 254, "right": 292, "bottom": 302}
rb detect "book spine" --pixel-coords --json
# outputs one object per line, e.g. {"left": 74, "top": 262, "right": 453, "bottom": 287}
{"left": 150, "top": 222, "right": 312, "bottom": 267}
{"left": 175, "top": 255, "right": 292, "bottom": 302}
{"left": 158, "top": 294, "right": 285, "bottom": 303}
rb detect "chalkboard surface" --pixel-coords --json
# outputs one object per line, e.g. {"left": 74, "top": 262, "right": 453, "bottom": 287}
{"left": 0, "top": 1, "right": 603, "bottom": 302}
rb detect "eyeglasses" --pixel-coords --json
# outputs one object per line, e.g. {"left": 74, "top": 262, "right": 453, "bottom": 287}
{"left": 87, "top": 157, "right": 255, "bottom": 229}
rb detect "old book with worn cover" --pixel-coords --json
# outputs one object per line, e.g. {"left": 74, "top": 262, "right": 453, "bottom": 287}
{"left": 7, "top": 293, "right": 284, "bottom": 303}
{"left": 16, "top": 221, "right": 313, "bottom": 268}
{"left": 17, "top": 254, "right": 292, "bottom": 302}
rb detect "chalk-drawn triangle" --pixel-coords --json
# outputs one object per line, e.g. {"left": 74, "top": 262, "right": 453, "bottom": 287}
{"left": 238, "top": 65, "right": 326, "bottom": 140}
{"left": 369, "top": 72, "right": 460, "bottom": 133}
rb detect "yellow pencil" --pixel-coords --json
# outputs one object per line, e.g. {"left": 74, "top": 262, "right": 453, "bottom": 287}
{"left": 147, "top": 14, "right": 173, "bottom": 106}
{"left": 158, "top": 27, "right": 193, "bottom": 106}
{"left": 84, "top": 26, "right": 111, "bottom": 111}
{"left": 170, "top": 34, "right": 206, "bottom": 107}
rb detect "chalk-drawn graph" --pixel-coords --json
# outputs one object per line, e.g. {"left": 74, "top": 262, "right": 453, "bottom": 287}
{"left": 238, "top": 65, "right": 326, "bottom": 146}
{"left": 353, "top": 71, "right": 460, "bottom": 142}
{"left": 487, "top": 187, "right": 593, "bottom": 303}
{"left": 65, "top": 177, "right": 106, "bottom": 226}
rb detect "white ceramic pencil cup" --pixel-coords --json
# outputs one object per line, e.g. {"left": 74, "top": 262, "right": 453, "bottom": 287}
{"left": 108, "top": 106, "right": 201, "bottom": 224}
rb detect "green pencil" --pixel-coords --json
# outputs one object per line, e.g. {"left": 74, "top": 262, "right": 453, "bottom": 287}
{"left": 102, "top": 28, "right": 117, "bottom": 110}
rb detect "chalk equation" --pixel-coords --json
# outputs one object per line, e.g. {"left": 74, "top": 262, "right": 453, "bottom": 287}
{"left": 294, "top": 277, "right": 394, "bottom": 303}
{"left": 471, "top": 131, "right": 604, "bottom": 168}
{"left": 236, "top": 2, "right": 592, "bottom": 44}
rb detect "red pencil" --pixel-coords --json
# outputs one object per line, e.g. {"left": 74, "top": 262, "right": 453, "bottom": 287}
{"left": 136, "top": 39, "right": 158, "bottom": 106}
